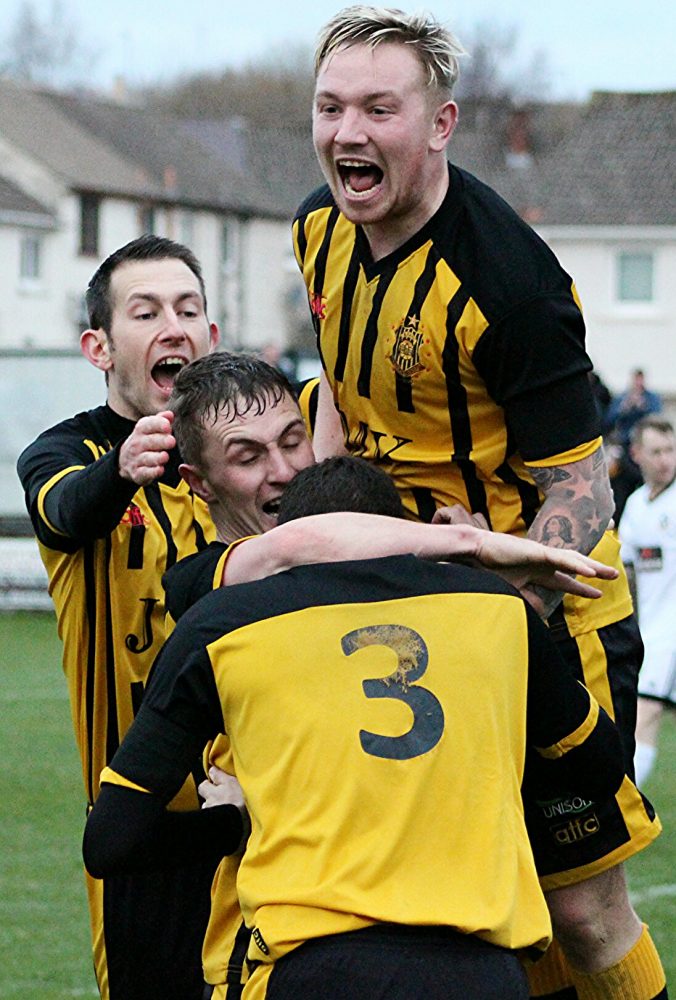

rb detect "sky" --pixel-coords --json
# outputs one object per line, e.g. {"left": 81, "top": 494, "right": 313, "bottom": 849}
{"left": 4, "top": 0, "right": 676, "bottom": 101}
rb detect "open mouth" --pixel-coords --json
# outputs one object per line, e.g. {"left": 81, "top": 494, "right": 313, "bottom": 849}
{"left": 261, "top": 498, "right": 281, "bottom": 518}
{"left": 151, "top": 357, "right": 187, "bottom": 391}
{"left": 337, "top": 160, "right": 384, "bottom": 198}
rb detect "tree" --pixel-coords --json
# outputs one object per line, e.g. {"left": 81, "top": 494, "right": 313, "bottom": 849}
{"left": 145, "top": 24, "right": 551, "bottom": 126}
{"left": 0, "top": 1, "right": 92, "bottom": 86}
{"left": 454, "top": 22, "right": 552, "bottom": 102}
{"left": 144, "top": 43, "right": 315, "bottom": 126}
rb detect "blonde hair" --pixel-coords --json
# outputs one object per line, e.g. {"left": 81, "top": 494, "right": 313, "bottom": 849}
{"left": 314, "top": 5, "right": 464, "bottom": 96}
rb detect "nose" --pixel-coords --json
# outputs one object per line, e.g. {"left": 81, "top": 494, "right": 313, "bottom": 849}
{"left": 159, "top": 308, "right": 187, "bottom": 341}
{"left": 334, "top": 107, "right": 368, "bottom": 147}
{"left": 266, "top": 447, "right": 297, "bottom": 485}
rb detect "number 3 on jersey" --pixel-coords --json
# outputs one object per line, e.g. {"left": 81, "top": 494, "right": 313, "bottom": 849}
{"left": 341, "top": 624, "right": 444, "bottom": 760}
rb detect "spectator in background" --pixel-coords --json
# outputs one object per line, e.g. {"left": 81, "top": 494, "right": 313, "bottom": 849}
{"left": 607, "top": 370, "right": 663, "bottom": 524}
{"left": 619, "top": 417, "right": 676, "bottom": 787}
{"left": 605, "top": 368, "right": 662, "bottom": 525}
{"left": 607, "top": 370, "right": 662, "bottom": 449}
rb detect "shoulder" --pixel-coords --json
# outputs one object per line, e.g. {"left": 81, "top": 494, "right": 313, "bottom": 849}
{"left": 163, "top": 542, "right": 228, "bottom": 621}
{"left": 444, "top": 165, "right": 575, "bottom": 322}
{"left": 17, "top": 406, "right": 108, "bottom": 474}
{"left": 294, "top": 183, "right": 335, "bottom": 224}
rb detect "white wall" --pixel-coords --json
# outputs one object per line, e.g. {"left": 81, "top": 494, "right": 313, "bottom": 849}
{"left": 0, "top": 195, "right": 292, "bottom": 354}
{"left": 239, "top": 217, "right": 294, "bottom": 350}
{"left": 540, "top": 227, "right": 676, "bottom": 398}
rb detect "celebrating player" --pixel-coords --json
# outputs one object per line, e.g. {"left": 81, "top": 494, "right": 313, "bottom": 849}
{"left": 292, "top": 7, "right": 666, "bottom": 998}
{"left": 85, "top": 456, "right": 628, "bottom": 1000}
{"left": 17, "top": 236, "right": 220, "bottom": 1000}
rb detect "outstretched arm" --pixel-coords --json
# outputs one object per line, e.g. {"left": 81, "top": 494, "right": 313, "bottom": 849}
{"left": 222, "top": 512, "right": 617, "bottom": 599}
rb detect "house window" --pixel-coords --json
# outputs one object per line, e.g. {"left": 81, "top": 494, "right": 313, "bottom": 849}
{"left": 617, "top": 252, "right": 654, "bottom": 302}
{"left": 20, "top": 233, "right": 42, "bottom": 280}
{"left": 79, "top": 194, "right": 100, "bottom": 256}
{"left": 139, "top": 205, "right": 156, "bottom": 235}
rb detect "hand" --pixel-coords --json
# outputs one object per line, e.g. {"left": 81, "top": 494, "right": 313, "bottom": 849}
{"left": 118, "top": 411, "right": 176, "bottom": 485}
{"left": 471, "top": 530, "right": 618, "bottom": 611}
{"left": 198, "top": 767, "right": 245, "bottom": 810}
{"left": 432, "top": 505, "right": 489, "bottom": 530}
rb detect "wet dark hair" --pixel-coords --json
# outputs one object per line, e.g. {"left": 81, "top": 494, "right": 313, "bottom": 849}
{"left": 85, "top": 234, "right": 207, "bottom": 331}
{"left": 277, "top": 455, "right": 406, "bottom": 523}
{"left": 169, "top": 351, "right": 298, "bottom": 468}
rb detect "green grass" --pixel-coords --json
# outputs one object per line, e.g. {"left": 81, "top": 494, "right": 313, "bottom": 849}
{"left": 0, "top": 611, "right": 673, "bottom": 997}
{"left": 0, "top": 611, "right": 97, "bottom": 998}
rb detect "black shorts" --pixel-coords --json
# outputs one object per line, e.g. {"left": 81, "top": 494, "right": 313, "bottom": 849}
{"left": 523, "top": 612, "right": 661, "bottom": 890}
{"left": 256, "top": 924, "right": 527, "bottom": 1000}
{"left": 88, "top": 856, "right": 218, "bottom": 1000}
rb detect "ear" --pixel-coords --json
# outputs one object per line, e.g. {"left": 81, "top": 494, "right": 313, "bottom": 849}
{"left": 430, "top": 100, "right": 458, "bottom": 152}
{"left": 208, "top": 322, "right": 220, "bottom": 353}
{"left": 81, "top": 328, "right": 113, "bottom": 373}
{"left": 179, "top": 462, "right": 216, "bottom": 503}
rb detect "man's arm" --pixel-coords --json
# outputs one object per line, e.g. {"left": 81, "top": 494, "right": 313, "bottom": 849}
{"left": 83, "top": 783, "right": 247, "bottom": 878}
{"left": 526, "top": 444, "right": 615, "bottom": 617}
{"left": 83, "top": 613, "right": 243, "bottom": 877}
{"left": 18, "top": 411, "right": 178, "bottom": 543}
{"left": 525, "top": 603, "right": 625, "bottom": 799}
{"left": 312, "top": 371, "right": 348, "bottom": 460}
{"left": 223, "top": 512, "right": 617, "bottom": 599}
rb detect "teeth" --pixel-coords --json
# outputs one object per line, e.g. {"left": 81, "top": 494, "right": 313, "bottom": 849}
{"left": 156, "top": 357, "right": 186, "bottom": 368}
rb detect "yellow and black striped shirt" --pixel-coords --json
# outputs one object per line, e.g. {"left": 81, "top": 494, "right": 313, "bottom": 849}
{"left": 293, "top": 164, "right": 601, "bottom": 532}
{"left": 17, "top": 404, "right": 216, "bottom": 806}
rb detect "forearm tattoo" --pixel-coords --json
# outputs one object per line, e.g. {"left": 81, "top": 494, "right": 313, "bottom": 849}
{"left": 527, "top": 446, "right": 614, "bottom": 617}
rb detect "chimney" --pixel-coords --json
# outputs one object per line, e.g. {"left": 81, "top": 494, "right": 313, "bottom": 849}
{"left": 505, "top": 108, "right": 533, "bottom": 169}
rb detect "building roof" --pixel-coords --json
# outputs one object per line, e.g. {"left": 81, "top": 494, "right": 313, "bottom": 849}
{"left": 0, "top": 78, "right": 153, "bottom": 199}
{"left": 1, "top": 78, "right": 672, "bottom": 227}
{"left": 447, "top": 92, "right": 676, "bottom": 226}
{"left": 531, "top": 92, "right": 676, "bottom": 226}
{"left": 184, "top": 118, "right": 324, "bottom": 216}
{"left": 0, "top": 79, "right": 285, "bottom": 217}
{"left": 43, "top": 90, "right": 283, "bottom": 216}
{"left": 0, "top": 174, "right": 54, "bottom": 225}
{"left": 186, "top": 91, "right": 675, "bottom": 228}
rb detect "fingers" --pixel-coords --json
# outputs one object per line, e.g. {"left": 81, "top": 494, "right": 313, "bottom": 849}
{"left": 118, "top": 414, "right": 177, "bottom": 485}
{"left": 433, "top": 505, "right": 487, "bottom": 529}
{"left": 545, "top": 549, "right": 618, "bottom": 580}
{"left": 199, "top": 768, "right": 245, "bottom": 810}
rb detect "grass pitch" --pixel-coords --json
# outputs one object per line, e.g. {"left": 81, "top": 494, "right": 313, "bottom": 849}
{"left": 0, "top": 610, "right": 673, "bottom": 998}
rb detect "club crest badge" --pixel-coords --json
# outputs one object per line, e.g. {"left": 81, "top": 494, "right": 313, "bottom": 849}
{"left": 389, "top": 315, "right": 427, "bottom": 378}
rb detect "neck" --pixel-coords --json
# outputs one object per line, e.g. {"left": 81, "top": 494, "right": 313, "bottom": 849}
{"left": 210, "top": 505, "right": 239, "bottom": 546}
{"left": 364, "top": 163, "right": 450, "bottom": 262}
{"left": 648, "top": 477, "right": 675, "bottom": 501}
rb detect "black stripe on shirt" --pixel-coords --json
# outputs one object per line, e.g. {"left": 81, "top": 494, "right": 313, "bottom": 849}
{"left": 357, "top": 264, "right": 397, "bottom": 398}
{"left": 335, "top": 243, "right": 362, "bottom": 383}
{"left": 442, "top": 290, "right": 491, "bottom": 526}
{"left": 396, "top": 249, "right": 439, "bottom": 413}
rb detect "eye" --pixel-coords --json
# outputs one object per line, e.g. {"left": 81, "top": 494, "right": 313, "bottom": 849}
{"left": 281, "top": 432, "right": 305, "bottom": 450}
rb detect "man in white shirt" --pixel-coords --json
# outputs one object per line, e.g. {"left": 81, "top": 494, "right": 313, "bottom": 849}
{"left": 620, "top": 417, "right": 676, "bottom": 786}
